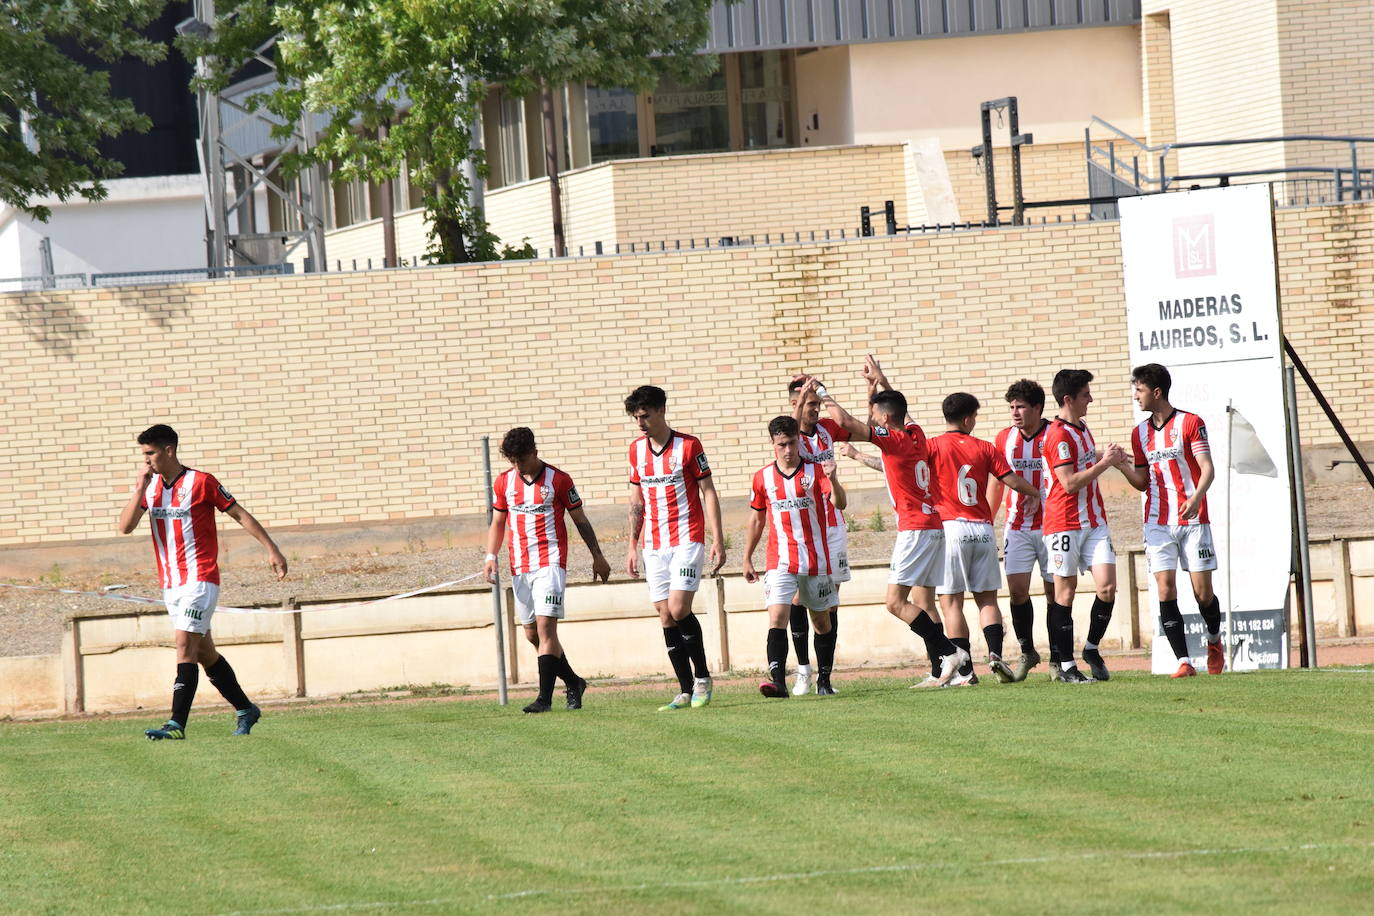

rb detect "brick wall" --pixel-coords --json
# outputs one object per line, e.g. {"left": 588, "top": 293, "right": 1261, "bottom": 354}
{"left": 2, "top": 202, "right": 1371, "bottom": 547}
{"left": 1141, "top": 12, "right": 1176, "bottom": 147}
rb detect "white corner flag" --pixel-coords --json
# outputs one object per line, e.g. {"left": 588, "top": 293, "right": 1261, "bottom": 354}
{"left": 1227, "top": 407, "right": 1278, "bottom": 477}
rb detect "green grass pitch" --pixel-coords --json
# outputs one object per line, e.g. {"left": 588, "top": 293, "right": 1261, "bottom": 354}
{"left": 2, "top": 669, "right": 1372, "bottom": 914}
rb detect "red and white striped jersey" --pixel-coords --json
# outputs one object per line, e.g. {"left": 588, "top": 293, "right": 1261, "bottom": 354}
{"left": 141, "top": 468, "right": 236, "bottom": 589}
{"left": 1043, "top": 418, "right": 1107, "bottom": 533}
{"left": 994, "top": 420, "right": 1050, "bottom": 531}
{"left": 926, "top": 431, "right": 1012, "bottom": 524}
{"left": 492, "top": 464, "right": 582, "bottom": 575}
{"left": 750, "top": 462, "right": 834, "bottom": 575}
{"left": 868, "top": 423, "right": 942, "bottom": 531}
{"left": 1132, "top": 409, "right": 1211, "bottom": 526}
{"left": 628, "top": 431, "right": 710, "bottom": 549}
{"left": 797, "top": 417, "right": 850, "bottom": 530}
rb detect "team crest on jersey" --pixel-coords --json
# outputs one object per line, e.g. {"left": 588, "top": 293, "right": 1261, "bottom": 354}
{"left": 1057, "top": 441, "right": 1070, "bottom": 460}
{"left": 695, "top": 453, "right": 710, "bottom": 474}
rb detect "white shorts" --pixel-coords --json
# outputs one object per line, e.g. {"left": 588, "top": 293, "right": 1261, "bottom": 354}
{"left": 165, "top": 581, "right": 219, "bottom": 635}
{"left": 828, "top": 526, "right": 851, "bottom": 584}
{"left": 1144, "top": 523, "right": 1218, "bottom": 574}
{"left": 764, "top": 569, "right": 837, "bottom": 612}
{"left": 643, "top": 541, "right": 704, "bottom": 603}
{"left": 1045, "top": 527, "right": 1117, "bottom": 578}
{"left": 888, "top": 528, "right": 946, "bottom": 588}
{"left": 938, "top": 521, "right": 1002, "bottom": 595}
{"left": 512, "top": 566, "right": 567, "bottom": 625}
{"left": 1003, "top": 527, "right": 1053, "bottom": 581}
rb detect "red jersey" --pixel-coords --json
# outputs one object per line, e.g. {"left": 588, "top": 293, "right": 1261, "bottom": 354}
{"left": 492, "top": 464, "right": 582, "bottom": 575}
{"left": 994, "top": 420, "right": 1050, "bottom": 531}
{"left": 797, "top": 417, "right": 851, "bottom": 530}
{"left": 926, "top": 431, "right": 1012, "bottom": 524}
{"left": 1043, "top": 418, "right": 1107, "bottom": 533}
{"left": 628, "top": 431, "right": 710, "bottom": 548}
{"left": 141, "top": 468, "right": 236, "bottom": 589}
{"left": 750, "top": 462, "right": 834, "bottom": 575}
{"left": 1132, "top": 409, "right": 1211, "bottom": 526}
{"left": 868, "top": 423, "right": 941, "bottom": 531}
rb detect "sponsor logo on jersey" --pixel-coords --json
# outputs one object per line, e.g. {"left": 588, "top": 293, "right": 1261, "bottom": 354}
{"left": 1010, "top": 457, "right": 1041, "bottom": 471}
{"left": 1057, "top": 441, "right": 1071, "bottom": 461}
{"left": 150, "top": 506, "right": 191, "bottom": 520}
{"left": 772, "top": 496, "right": 815, "bottom": 511}
{"left": 567, "top": 486, "right": 581, "bottom": 505}
{"left": 640, "top": 471, "right": 685, "bottom": 486}
{"left": 695, "top": 453, "right": 710, "bottom": 474}
{"left": 512, "top": 503, "right": 553, "bottom": 515}
{"left": 218, "top": 484, "right": 234, "bottom": 503}
{"left": 1198, "top": 425, "right": 1208, "bottom": 441}
{"left": 1147, "top": 447, "right": 1183, "bottom": 463}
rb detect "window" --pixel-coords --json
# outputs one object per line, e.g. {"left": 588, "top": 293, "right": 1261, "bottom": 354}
{"left": 651, "top": 68, "right": 730, "bottom": 156}
{"left": 587, "top": 86, "right": 640, "bottom": 163}
{"left": 739, "top": 51, "right": 795, "bottom": 150}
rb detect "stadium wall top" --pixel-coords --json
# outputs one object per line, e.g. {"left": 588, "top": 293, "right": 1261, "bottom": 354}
{"left": 700, "top": 0, "right": 1140, "bottom": 52}
{"left": 0, "top": 200, "right": 1368, "bottom": 548}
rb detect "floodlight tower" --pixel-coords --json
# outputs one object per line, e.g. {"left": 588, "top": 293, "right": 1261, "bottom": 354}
{"left": 179, "top": 0, "right": 328, "bottom": 271}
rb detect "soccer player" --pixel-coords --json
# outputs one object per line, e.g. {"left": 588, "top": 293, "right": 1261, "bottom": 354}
{"left": 1114, "top": 363, "right": 1223, "bottom": 678}
{"left": 1042, "top": 370, "right": 1127, "bottom": 683}
{"left": 820, "top": 357, "right": 967, "bottom": 685}
{"left": 743, "top": 416, "right": 844, "bottom": 697}
{"left": 926, "top": 393, "right": 1041, "bottom": 686}
{"left": 624, "top": 385, "right": 727, "bottom": 711}
{"left": 785, "top": 376, "right": 852, "bottom": 695}
{"left": 483, "top": 427, "right": 610, "bottom": 714}
{"left": 116, "top": 424, "right": 287, "bottom": 740}
{"left": 986, "top": 379, "right": 1055, "bottom": 681}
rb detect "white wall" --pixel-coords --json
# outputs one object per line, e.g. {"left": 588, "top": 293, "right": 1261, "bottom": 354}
{"left": 0, "top": 175, "right": 207, "bottom": 281}
{"left": 847, "top": 26, "right": 1144, "bottom": 148}
{"left": 794, "top": 45, "right": 855, "bottom": 148}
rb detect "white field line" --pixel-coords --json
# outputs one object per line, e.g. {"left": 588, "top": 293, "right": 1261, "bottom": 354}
{"left": 211, "top": 840, "right": 1374, "bottom": 915}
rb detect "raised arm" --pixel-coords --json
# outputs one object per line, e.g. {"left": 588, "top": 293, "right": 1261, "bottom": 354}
{"left": 840, "top": 440, "right": 884, "bottom": 473}
{"left": 224, "top": 502, "right": 288, "bottom": 579}
{"left": 569, "top": 506, "right": 611, "bottom": 582}
{"left": 117, "top": 465, "right": 154, "bottom": 534}
{"left": 824, "top": 396, "right": 870, "bottom": 442}
{"left": 821, "top": 459, "right": 847, "bottom": 512}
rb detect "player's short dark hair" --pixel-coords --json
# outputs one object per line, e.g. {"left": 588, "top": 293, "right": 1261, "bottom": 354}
{"left": 1132, "top": 363, "right": 1172, "bottom": 398}
{"left": 870, "top": 389, "right": 907, "bottom": 425}
{"left": 942, "top": 392, "right": 980, "bottom": 423}
{"left": 1051, "top": 369, "right": 1094, "bottom": 408}
{"left": 499, "top": 427, "right": 537, "bottom": 461}
{"left": 1004, "top": 378, "right": 1045, "bottom": 410}
{"left": 768, "top": 415, "right": 799, "bottom": 439}
{"left": 787, "top": 378, "right": 806, "bottom": 396}
{"left": 624, "top": 385, "right": 667, "bottom": 414}
{"left": 137, "top": 424, "right": 178, "bottom": 449}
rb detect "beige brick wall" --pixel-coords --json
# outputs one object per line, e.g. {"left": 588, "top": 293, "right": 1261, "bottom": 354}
{"left": 1141, "top": 12, "right": 1177, "bottom": 147}
{"left": 2, "top": 202, "right": 1372, "bottom": 547}
{"left": 944, "top": 140, "right": 1101, "bottom": 225}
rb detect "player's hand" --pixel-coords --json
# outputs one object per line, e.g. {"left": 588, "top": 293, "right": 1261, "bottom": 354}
{"left": 483, "top": 556, "right": 498, "bottom": 584}
{"left": 708, "top": 539, "right": 726, "bottom": 574}
{"left": 821, "top": 457, "right": 838, "bottom": 478}
{"left": 626, "top": 546, "right": 640, "bottom": 578}
{"left": 743, "top": 559, "right": 758, "bottom": 584}
{"left": 1022, "top": 493, "right": 1040, "bottom": 517}
{"left": 268, "top": 548, "right": 289, "bottom": 580}
{"left": 135, "top": 463, "right": 155, "bottom": 488}
{"left": 591, "top": 554, "right": 611, "bottom": 583}
{"left": 863, "top": 354, "right": 888, "bottom": 388}
{"left": 1180, "top": 496, "right": 1201, "bottom": 521}
{"left": 840, "top": 442, "right": 859, "bottom": 461}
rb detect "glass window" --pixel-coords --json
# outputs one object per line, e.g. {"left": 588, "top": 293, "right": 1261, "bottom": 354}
{"left": 652, "top": 67, "right": 729, "bottom": 155}
{"left": 739, "top": 51, "right": 794, "bottom": 150}
{"left": 587, "top": 86, "right": 639, "bottom": 163}
{"left": 498, "top": 91, "right": 528, "bottom": 186}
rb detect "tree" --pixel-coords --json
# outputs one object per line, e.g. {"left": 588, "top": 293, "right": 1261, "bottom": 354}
{"left": 181, "top": 0, "right": 720, "bottom": 263}
{"left": 0, "top": 1, "right": 170, "bottom": 221}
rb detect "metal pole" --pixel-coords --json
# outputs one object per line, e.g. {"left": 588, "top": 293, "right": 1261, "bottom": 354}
{"left": 1284, "top": 367, "right": 1317, "bottom": 668}
{"left": 482, "top": 436, "right": 510, "bottom": 704}
{"left": 1225, "top": 403, "right": 1234, "bottom": 670}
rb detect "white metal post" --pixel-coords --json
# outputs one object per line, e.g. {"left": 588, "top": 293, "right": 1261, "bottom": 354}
{"left": 482, "top": 436, "right": 509, "bottom": 704}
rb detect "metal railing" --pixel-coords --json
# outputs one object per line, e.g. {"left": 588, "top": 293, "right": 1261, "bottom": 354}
{"left": 90, "top": 263, "right": 295, "bottom": 287}
{"left": 0, "top": 273, "right": 88, "bottom": 293}
{"left": 1085, "top": 117, "right": 1374, "bottom": 215}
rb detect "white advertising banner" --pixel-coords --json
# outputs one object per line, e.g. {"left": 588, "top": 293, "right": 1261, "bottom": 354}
{"left": 1118, "top": 184, "right": 1292, "bottom": 672}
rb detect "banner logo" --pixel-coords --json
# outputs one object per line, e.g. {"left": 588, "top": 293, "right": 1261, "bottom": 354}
{"left": 1173, "top": 215, "right": 1216, "bottom": 278}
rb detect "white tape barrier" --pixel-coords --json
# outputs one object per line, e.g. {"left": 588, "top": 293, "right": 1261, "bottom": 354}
{"left": 0, "top": 571, "right": 487, "bottom": 616}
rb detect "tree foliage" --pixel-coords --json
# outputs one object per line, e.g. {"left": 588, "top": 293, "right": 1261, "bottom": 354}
{"left": 181, "top": 0, "right": 720, "bottom": 263}
{"left": 0, "top": 0, "right": 170, "bottom": 221}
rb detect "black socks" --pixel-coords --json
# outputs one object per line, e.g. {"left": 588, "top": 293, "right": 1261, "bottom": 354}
{"left": 789, "top": 604, "right": 810, "bottom": 665}
{"left": 1047, "top": 601, "right": 1075, "bottom": 665}
{"left": 171, "top": 661, "right": 198, "bottom": 727}
{"left": 1199, "top": 595, "right": 1222, "bottom": 639}
{"left": 952, "top": 637, "right": 974, "bottom": 676}
{"left": 983, "top": 623, "right": 1006, "bottom": 659}
{"left": 204, "top": 655, "right": 252, "bottom": 711}
{"left": 1159, "top": 598, "right": 1189, "bottom": 660}
{"left": 1086, "top": 597, "right": 1115, "bottom": 646}
{"left": 662, "top": 626, "right": 694, "bottom": 694}
{"left": 555, "top": 653, "right": 580, "bottom": 685}
{"left": 910, "top": 611, "right": 957, "bottom": 659}
{"left": 676, "top": 612, "right": 710, "bottom": 679}
{"left": 766, "top": 627, "right": 788, "bottom": 688}
{"left": 815, "top": 627, "right": 837, "bottom": 682}
{"left": 1010, "top": 600, "right": 1035, "bottom": 653}
{"left": 536, "top": 654, "right": 557, "bottom": 705}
